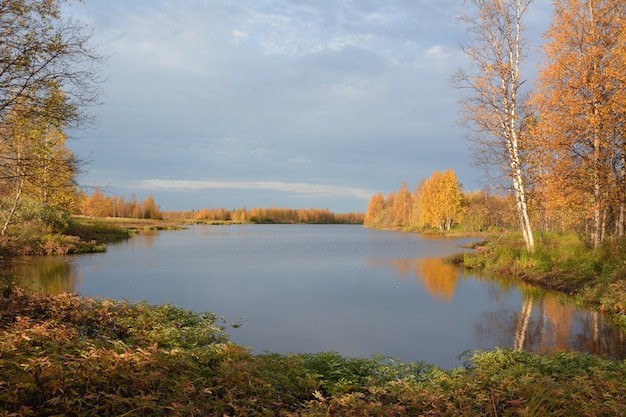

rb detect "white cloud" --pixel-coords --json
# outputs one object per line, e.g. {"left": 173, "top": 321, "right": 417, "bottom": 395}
{"left": 136, "top": 179, "right": 373, "bottom": 200}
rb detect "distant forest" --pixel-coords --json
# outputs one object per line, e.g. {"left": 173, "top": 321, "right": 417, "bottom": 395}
{"left": 76, "top": 188, "right": 364, "bottom": 225}
{"left": 164, "top": 206, "right": 364, "bottom": 224}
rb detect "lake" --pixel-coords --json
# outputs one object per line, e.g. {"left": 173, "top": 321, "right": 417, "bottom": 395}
{"left": 6, "top": 224, "right": 626, "bottom": 369}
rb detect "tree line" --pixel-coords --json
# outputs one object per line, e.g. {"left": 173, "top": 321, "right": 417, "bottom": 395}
{"left": 76, "top": 188, "right": 364, "bottom": 224}
{"left": 163, "top": 207, "right": 364, "bottom": 224}
{"left": 457, "top": 0, "right": 626, "bottom": 250}
{"left": 364, "top": 169, "right": 517, "bottom": 232}
{"left": 76, "top": 188, "right": 162, "bottom": 220}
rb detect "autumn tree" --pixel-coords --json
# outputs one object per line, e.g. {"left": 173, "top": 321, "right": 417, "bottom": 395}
{"left": 392, "top": 181, "right": 412, "bottom": 228}
{"left": 416, "top": 170, "right": 464, "bottom": 231}
{"left": 531, "top": 0, "right": 626, "bottom": 247}
{"left": 0, "top": 97, "right": 78, "bottom": 235}
{"left": 364, "top": 192, "right": 385, "bottom": 227}
{"left": 78, "top": 190, "right": 165, "bottom": 220}
{"left": 0, "top": 0, "right": 102, "bottom": 233}
{"left": 80, "top": 187, "right": 106, "bottom": 218}
{"left": 142, "top": 195, "right": 161, "bottom": 219}
{"left": 462, "top": 189, "right": 518, "bottom": 231}
{"left": 0, "top": 0, "right": 101, "bottom": 124}
{"left": 379, "top": 192, "right": 395, "bottom": 228}
{"left": 454, "top": 0, "right": 535, "bottom": 251}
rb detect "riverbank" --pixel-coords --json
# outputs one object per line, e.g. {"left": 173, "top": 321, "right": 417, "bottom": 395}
{"left": 1, "top": 288, "right": 624, "bottom": 416}
{"left": 72, "top": 215, "right": 187, "bottom": 232}
{"left": 0, "top": 217, "right": 186, "bottom": 257}
{"left": 449, "top": 232, "right": 626, "bottom": 325}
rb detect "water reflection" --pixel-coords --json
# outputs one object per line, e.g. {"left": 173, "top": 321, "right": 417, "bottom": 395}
{"left": 5, "top": 256, "right": 82, "bottom": 294}
{"left": 372, "top": 256, "right": 625, "bottom": 361}
{"left": 127, "top": 230, "right": 159, "bottom": 248}
{"left": 369, "top": 257, "right": 460, "bottom": 301}
{"left": 3, "top": 226, "right": 625, "bottom": 366}
{"left": 475, "top": 282, "right": 626, "bottom": 359}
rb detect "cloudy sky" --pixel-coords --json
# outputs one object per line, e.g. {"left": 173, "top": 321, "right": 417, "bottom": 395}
{"left": 67, "top": 1, "right": 553, "bottom": 213}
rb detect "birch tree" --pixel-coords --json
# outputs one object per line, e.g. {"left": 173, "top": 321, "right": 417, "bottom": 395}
{"left": 0, "top": 0, "right": 102, "bottom": 233}
{"left": 392, "top": 181, "right": 412, "bottom": 228}
{"left": 364, "top": 192, "right": 386, "bottom": 228}
{"left": 0, "top": 99, "right": 78, "bottom": 235}
{"left": 454, "top": 0, "right": 535, "bottom": 251}
{"left": 416, "top": 170, "right": 464, "bottom": 231}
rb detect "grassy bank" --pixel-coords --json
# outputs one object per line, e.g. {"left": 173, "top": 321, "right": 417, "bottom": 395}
{"left": 451, "top": 233, "right": 626, "bottom": 322}
{"left": 0, "top": 218, "right": 128, "bottom": 257}
{"left": 0, "top": 217, "right": 187, "bottom": 257}
{"left": 1, "top": 288, "right": 625, "bottom": 416}
{"left": 72, "top": 216, "right": 186, "bottom": 232}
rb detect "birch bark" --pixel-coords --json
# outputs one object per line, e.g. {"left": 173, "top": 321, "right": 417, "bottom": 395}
{"left": 455, "top": 0, "right": 535, "bottom": 251}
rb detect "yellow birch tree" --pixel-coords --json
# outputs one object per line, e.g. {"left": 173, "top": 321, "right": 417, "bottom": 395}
{"left": 417, "top": 170, "right": 464, "bottom": 231}
{"left": 364, "top": 192, "right": 385, "bottom": 227}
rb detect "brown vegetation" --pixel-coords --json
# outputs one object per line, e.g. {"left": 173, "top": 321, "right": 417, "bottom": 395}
{"left": 1, "top": 288, "right": 625, "bottom": 416}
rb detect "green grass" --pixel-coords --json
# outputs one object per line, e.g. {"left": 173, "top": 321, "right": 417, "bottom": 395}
{"left": 0, "top": 222, "right": 120, "bottom": 256}
{"left": 64, "top": 219, "right": 130, "bottom": 244}
{"left": 1, "top": 288, "right": 625, "bottom": 416}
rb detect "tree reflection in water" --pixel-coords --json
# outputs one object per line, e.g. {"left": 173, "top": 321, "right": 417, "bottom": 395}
{"left": 6, "top": 256, "right": 82, "bottom": 295}
{"left": 476, "top": 281, "right": 625, "bottom": 360}
{"left": 370, "top": 256, "right": 625, "bottom": 360}
{"left": 369, "top": 257, "right": 460, "bottom": 301}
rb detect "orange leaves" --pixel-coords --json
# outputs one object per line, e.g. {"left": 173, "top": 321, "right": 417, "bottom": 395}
{"left": 364, "top": 192, "right": 385, "bottom": 226}
{"left": 78, "top": 190, "right": 162, "bottom": 220}
{"left": 416, "top": 170, "right": 465, "bottom": 232}
{"left": 164, "top": 206, "right": 364, "bottom": 224}
{"left": 364, "top": 170, "right": 466, "bottom": 232}
{"left": 530, "top": 0, "right": 626, "bottom": 244}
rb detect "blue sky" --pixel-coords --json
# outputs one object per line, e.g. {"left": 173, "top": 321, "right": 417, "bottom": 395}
{"left": 67, "top": 0, "right": 553, "bottom": 213}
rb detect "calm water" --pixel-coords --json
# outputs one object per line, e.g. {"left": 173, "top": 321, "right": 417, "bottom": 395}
{"left": 6, "top": 224, "right": 626, "bottom": 369}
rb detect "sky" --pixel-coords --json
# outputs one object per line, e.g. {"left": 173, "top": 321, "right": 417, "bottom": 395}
{"left": 66, "top": 0, "right": 554, "bottom": 213}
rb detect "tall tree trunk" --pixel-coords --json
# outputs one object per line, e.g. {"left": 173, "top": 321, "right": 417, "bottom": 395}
{"left": 456, "top": 0, "right": 535, "bottom": 252}
{"left": 509, "top": 139, "right": 535, "bottom": 251}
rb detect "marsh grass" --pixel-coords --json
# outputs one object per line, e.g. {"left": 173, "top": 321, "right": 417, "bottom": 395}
{"left": 1, "top": 288, "right": 625, "bottom": 416}
{"left": 65, "top": 218, "right": 132, "bottom": 242}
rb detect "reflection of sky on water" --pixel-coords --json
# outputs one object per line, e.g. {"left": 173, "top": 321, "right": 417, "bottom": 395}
{"left": 8, "top": 225, "right": 625, "bottom": 369}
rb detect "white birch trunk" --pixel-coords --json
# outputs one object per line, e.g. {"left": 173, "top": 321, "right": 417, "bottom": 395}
{"left": 506, "top": 0, "right": 535, "bottom": 252}
{"left": 1, "top": 178, "right": 24, "bottom": 236}
{"left": 457, "top": 0, "right": 535, "bottom": 251}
